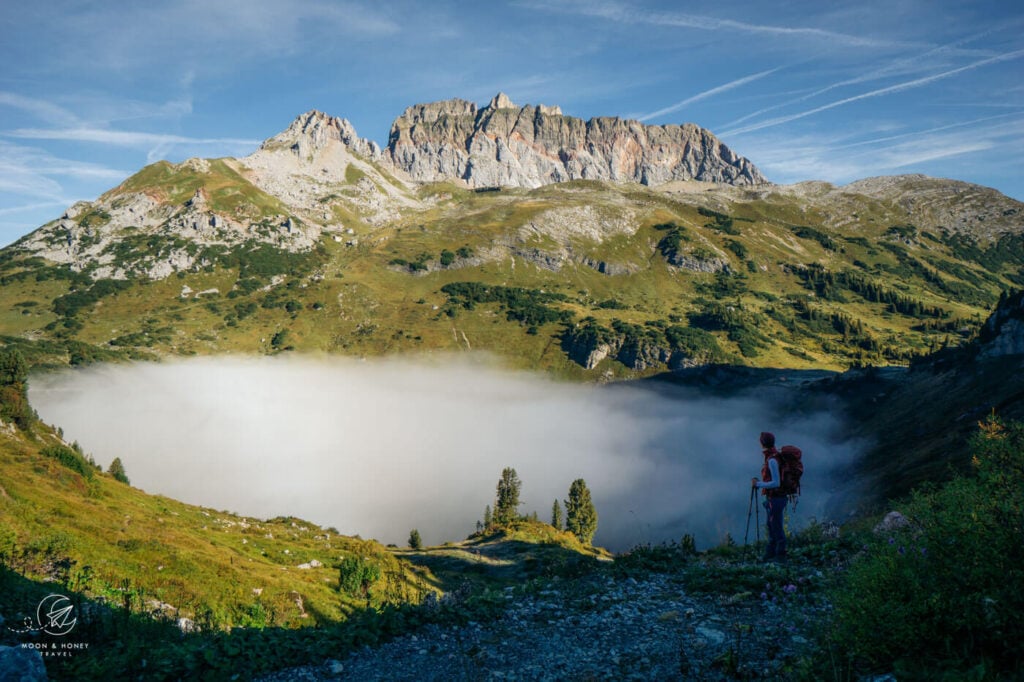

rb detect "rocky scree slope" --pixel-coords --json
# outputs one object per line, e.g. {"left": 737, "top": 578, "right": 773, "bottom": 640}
{"left": 257, "top": 559, "right": 829, "bottom": 681}
{"left": 384, "top": 92, "right": 767, "bottom": 188}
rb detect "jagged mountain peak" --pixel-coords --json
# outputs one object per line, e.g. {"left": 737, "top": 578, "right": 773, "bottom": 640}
{"left": 258, "top": 109, "right": 381, "bottom": 160}
{"left": 486, "top": 91, "right": 518, "bottom": 111}
{"left": 384, "top": 93, "right": 767, "bottom": 188}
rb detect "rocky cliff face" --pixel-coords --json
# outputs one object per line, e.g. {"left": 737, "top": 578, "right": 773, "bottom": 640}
{"left": 979, "top": 290, "right": 1024, "bottom": 357}
{"left": 384, "top": 93, "right": 767, "bottom": 188}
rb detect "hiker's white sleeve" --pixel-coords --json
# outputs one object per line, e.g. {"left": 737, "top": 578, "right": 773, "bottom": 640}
{"left": 756, "top": 457, "right": 781, "bottom": 490}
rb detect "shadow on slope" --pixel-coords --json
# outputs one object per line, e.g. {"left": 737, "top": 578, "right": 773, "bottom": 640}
{"left": 395, "top": 521, "right": 611, "bottom": 591}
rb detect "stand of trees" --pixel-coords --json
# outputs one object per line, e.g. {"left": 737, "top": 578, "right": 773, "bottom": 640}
{"left": 479, "top": 469, "right": 598, "bottom": 545}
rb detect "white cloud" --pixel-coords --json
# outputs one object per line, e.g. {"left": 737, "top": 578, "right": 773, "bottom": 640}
{"left": 9, "top": 127, "right": 258, "bottom": 149}
{"left": 36, "top": 0, "right": 400, "bottom": 75}
{"left": 7, "top": 127, "right": 261, "bottom": 164}
{"left": 0, "top": 140, "right": 127, "bottom": 201}
{"left": 0, "top": 92, "right": 80, "bottom": 126}
{"left": 0, "top": 201, "right": 68, "bottom": 217}
{"left": 739, "top": 116, "right": 1024, "bottom": 185}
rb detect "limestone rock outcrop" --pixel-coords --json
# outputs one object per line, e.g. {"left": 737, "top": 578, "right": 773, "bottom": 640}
{"left": 384, "top": 93, "right": 767, "bottom": 188}
{"left": 979, "top": 290, "right": 1024, "bottom": 357}
{"left": 259, "top": 110, "right": 381, "bottom": 161}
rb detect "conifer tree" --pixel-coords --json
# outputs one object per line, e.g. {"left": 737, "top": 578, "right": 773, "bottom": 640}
{"left": 408, "top": 528, "right": 422, "bottom": 550}
{"left": 483, "top": 504, "right": 492, "bottom": 528}
{"left": 108, "top": 457, "right": 130, "bottom": 485}
{"left": 551, "top": 499, "right": 563, "bottom": 530}
{"left": 494, "top": 467, "right": 522, "bottom": 525}
{"left": 0, "top": 349, "right": 32, "bottom": 429}
{"left": 564, "top": 478, "right": 597, "bottom": 544}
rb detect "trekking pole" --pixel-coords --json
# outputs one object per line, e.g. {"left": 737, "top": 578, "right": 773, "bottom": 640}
{"left": 744, "top": 486, "right": 755, "bottom": 546}
{"left": 755, "top": 490, "right": 761, "bottom": 544}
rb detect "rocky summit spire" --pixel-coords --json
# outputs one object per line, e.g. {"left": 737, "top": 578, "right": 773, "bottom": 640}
{"left": 259, "top": 110, "right": 381, "bottom": 160}
{"left": 384, "top": 94, "right": 767, "bottom": 188}
{"left": 487, "top": 92, "right": 516, "bottom": 110}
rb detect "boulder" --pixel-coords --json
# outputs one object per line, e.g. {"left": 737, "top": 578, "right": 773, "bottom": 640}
{"left": 874, "top": 511, "right": 910, "bottom": 533}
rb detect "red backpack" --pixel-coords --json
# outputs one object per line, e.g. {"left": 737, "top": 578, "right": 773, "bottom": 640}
{"left": 777, "top": 445, "right": 804, "bottom": 496}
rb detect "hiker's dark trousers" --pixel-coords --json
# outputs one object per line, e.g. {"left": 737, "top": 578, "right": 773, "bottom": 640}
{"left": 764, "top": 496, "right": 787, "bottom": 558}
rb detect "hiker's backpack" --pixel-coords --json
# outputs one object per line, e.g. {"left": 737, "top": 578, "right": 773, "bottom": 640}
{"left": 777, "top": 445, "right": 804, "bottom": 496}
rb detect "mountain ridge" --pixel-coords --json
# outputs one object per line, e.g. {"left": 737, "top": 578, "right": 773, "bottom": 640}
{"left": 382, "top": 92, "right": 768, "bottom": 188}
{"left": 0, "top": 94, "right": 1022, "bottom": 377}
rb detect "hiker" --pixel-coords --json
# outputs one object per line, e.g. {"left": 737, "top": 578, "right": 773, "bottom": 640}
{"left": 752, "top": 431, "right": 787, "bottom": 562}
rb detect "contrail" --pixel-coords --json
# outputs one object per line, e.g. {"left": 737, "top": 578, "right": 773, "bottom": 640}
{"left": 723, "top": 28, "right": 1003, "bottom": 129}
{"left": 722, "top": 48, "right": 1024, "bottom": 136}
{"left": 638, "top": 68, "right": 781, "bottom": 122}
{"left": 528, "top": 1, "right": 904, "bottom": 49}
{"left": 830, "top": 112, "right": 1022, "bottom": 151}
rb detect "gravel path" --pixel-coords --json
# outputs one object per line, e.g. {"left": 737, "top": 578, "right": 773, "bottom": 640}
{"left": 258, "top": 562, "right": 827, "bottom": 681}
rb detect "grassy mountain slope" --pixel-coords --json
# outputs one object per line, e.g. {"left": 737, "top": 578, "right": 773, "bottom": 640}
{"left": 0, "top": 417, "right": 440, "bottom": 632}
{"left": 1, "top": 165, "right": 1022, "bottom": 378}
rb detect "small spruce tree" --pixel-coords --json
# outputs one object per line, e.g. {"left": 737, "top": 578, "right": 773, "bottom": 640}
{"left": 0, "top": 349, "right": 32, "bottom": 429}
{"left": 408, "top": 528, "right": 422, "bottom": 550}
{"left": 494, "top": 467, "right": 522, "bottom": 525}
{"left": 483, "top": 504, "right": 492, "bottom": 528}
{"left": 565, "top": 478, "right": 598, "bottom": 544}
{"left": 551, "top": 499, "right": 563, "bottom": 530}
{"left": 108, "top": 457, "right": 130, "bottom": 485}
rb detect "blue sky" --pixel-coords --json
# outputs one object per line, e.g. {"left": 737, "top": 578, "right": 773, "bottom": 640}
{"left": 1, "top": 0, "right": 1022, "bottom": 246}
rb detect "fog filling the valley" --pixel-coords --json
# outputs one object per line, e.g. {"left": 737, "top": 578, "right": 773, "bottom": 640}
{"left": 30, "top": 356, "right": 859, "bottom": 550}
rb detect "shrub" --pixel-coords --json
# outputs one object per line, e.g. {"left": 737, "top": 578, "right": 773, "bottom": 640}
{"left": 338, "top": 556, "right": 381, "bottom": 597}
{"left": 725, "top": 239, "right": 748, "bottom": 259}
{"left": 270, "top": 330, "right": 289, "bottom": 349}
{"left": 441, "top": 282, "right": 572, "bottom": 327}
{"left": 833, "top": 417, "right": 1024, "bottom": 678}
{"left": 41, "top": 444, "right": 95, "bottom": 479}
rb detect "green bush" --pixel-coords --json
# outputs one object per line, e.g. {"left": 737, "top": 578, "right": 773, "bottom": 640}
{"left": 338, "top": 556, "right": 382, "bottom": 597}
{"left": 834, "top": 417, "right": 1024, "bottom": 678}
{"left": 41, "top": 444, "right": 95, "bottom": 479}
{"left": 441, "top": 282, "right": 572, "bottom": 327}
{"left": 51, "top": 279, "right": 132, "bottom": 318}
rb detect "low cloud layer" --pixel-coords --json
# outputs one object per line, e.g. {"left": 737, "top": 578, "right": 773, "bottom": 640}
{"left": 30, "top": 356, "right": 860, "bottom": 550}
